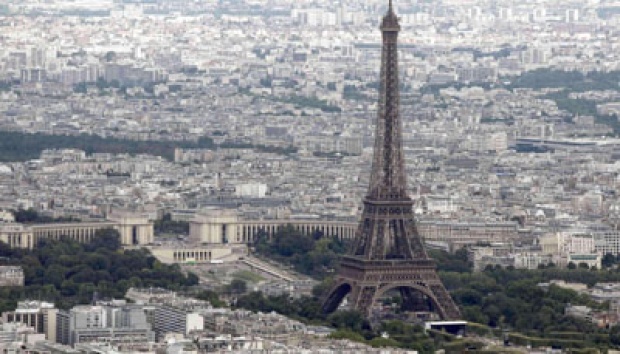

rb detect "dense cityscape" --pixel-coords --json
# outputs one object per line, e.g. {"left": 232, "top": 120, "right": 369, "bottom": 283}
{"left": 1, "top": 0, "right": 620, "bottom": 352}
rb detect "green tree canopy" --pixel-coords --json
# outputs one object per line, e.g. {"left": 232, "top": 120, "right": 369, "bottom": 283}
{"left": 0, "top": 231, "right": 196, "bottom": 310}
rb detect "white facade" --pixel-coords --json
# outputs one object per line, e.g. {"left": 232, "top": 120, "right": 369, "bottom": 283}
{"left": 566, "top": 234, "right": 595, "bottom": 254}
{"left": 189, "top": 209, "right": 357, "bottom": 246}
{"left": 424, "top": 196, "right": 458, "bottom": 214}
{"left": 1, "top": 301, "right": 57, "bottom": 341}
{"left": 0, "top": 210, "right": 15, "bottom": 222}
{"left": 235, "top": 183, "right": 268, "bottom": 198}
{"left": 186, "top": 313, "right": 204, "bottom": 334}
{"left": 541, "top": 232, "right": 597, "bottom": 255}
{"left": 189, "top": 209, "right": 240, "bottom": 244}
{"left": 64, "top": 303, "right": 154, "bottom": 346}
{"left": 70, "top": 306, "right": 107, "bottom": 331}
{"left": 514, "top": 252, "right": 554, "bottom": 269}
{"left": 153, "top": 301, "right": 209, "bottom": 341}
{"left": 0, "top": 224, "right": 34, "bottom": 249}
{"left": 108, "top": 214, "right": 154, "bottom": 246}
{"left": 539, "top": 232, "right": 566, "bottom": 256}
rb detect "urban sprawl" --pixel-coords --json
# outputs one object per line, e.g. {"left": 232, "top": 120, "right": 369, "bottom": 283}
{"left": 1, "top": 0, "right": 620, "bottom": 352}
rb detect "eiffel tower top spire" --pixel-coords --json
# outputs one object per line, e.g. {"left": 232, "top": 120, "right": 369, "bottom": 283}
{"left": 368, "top": 0, "right": 406, "bottom": 201}
{"left": 382, "top": 0, "right": 400, "bottom": 31}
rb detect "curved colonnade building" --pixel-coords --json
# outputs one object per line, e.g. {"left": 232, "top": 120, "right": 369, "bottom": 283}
{"left": 151, "top": 209, "right": 358, "bottom": 264}
{"left": 2, "top": 208, "right": 521, "bottom": 265}
{"left": 189, "top": 209, "right": 357, "bottom": 245}
{"left": 0, "top": 215, "right": 154, "bottom": 249}
{"left": 0, "top": 210, "right": 359, "bottom": 251}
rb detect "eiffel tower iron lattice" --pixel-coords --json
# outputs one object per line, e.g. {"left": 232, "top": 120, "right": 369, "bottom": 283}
{"left": 322, "top": 0, "right": 461, "bottom": 320}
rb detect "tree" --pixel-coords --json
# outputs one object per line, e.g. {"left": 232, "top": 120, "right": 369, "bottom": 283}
{"left": 44, "top": 264, "right": 67, "bottom": 288}
{"left": 429, "top": 248, "right": 472, "bottom": 273}
{"left": 611, "top": 325, "right": 620, "bottom": 346}
{"left": 235, "top": 291, "right": 269, "bottom": 312}
{"left": 483, "top": 304, "right": 502, "bottom": 327}
{"left": 253, "top": 225, "right": 348, "bottom": 278}
{"left": 272, "top": 226, "right": 314, "bottom": 257}
{"left": 602, "top": 253, "right": 616, "bottom": 268}
{"left": 369, "top": 337, "right": 400, "bottom": 348}
{"left": 252, "top": 229, "right": 269, "bottom": 250}
{"left": 2, "top": 236, "right": 196, "bottom": 310}
{"left": 10, "top": 208, "right": 75, "bottom": 224}
{"left": 85, "top": 254, "right": 110, "bottom": 270}
{"left": 312, "top": 278, "right": 334, "bottom": 297}
{"left": 60, "top": 279, "right": 78, "bottom": 297}
{"left": 296, "top": 297, "right": 324, "bottom": 320}
{"left": 452, "top": 288, "right": 483, "bottom": 306}
{"left": 228, "top": 279, "right": 247, "bottom": 295}
{"left": 329, "top": 329, "right": 365, "bottom": 342}
{"left": 195, "top": 290, "right": 225, "bottom": 307}
{"left": 85, "top": 228, "right": 121, "bottom": 251}
{"left": 185, "top": 272, "right": 199, "bottom": 286}
{"left": 328, "top": 310, "right": 369, "bottom": 332}
{"left": 462, "top": 306, "right": 489, "bottom": 324}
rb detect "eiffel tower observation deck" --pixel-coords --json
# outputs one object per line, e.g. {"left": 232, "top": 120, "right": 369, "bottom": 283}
{"left": 322, "top": 0, "right": 461, "bottom": 320}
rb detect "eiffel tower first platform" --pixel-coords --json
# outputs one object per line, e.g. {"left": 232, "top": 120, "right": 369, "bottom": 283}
{"left": 322, "top": 1, "right": 461, "bottom": 320}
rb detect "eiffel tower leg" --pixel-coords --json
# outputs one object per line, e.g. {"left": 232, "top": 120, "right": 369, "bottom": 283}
{"left": 429, "top": 284, "right": 462, "bottom": 320}
{"left": 348, "top": 285, "right": 379, "bottom": 317}
{"left": 322, "top": 281, "right": 353, "bottom": 314}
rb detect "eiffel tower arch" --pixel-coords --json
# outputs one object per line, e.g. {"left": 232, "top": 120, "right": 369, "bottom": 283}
{"left": 324, "top": 280, "right": 458, "bottom": 320}
{"left": 322, "top": 0, "right": 461, "bottom": 320}
{"left": 323, "top": 264, "right": 461, "bottom": 320}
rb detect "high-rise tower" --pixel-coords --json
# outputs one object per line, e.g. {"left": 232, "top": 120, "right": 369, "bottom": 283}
{"left": 322, "top": 1, "right": 461, "bottom": 320}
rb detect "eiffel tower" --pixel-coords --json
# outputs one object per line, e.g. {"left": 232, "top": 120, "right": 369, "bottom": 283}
{"left": 322, "top": 0, "right": 461, "bottom": 320}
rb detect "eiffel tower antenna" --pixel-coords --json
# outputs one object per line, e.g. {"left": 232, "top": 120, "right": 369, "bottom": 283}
{"left": 322, "top": 0, "right": 461, "bottom": 320}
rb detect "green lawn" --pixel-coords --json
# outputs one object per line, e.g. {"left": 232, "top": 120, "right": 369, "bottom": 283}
{"left": 232, "top": 270, "right": 265, "bottom": 283}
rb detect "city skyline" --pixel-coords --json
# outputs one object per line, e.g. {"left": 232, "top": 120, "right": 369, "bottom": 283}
{"left": 1, "top": 0, "right": 620, "bottom": 352}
